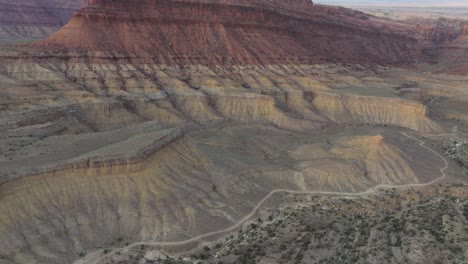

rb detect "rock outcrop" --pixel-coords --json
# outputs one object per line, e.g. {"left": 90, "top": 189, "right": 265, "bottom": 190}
{"left": 0, "top": 60, "right": 441, "bottom": 133}
{"left": 35, "top": 0, "right": 425, "bottom": 65}
{"left": 427, "top": 22, "right": 468, "bottom": 74}
{"left": 310, "top": 91, "right": 440, "bottom": 131}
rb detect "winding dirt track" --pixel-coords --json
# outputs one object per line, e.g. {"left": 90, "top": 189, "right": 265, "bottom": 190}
{"left": 87, "top": 132, "right": 449, "bottom": 264}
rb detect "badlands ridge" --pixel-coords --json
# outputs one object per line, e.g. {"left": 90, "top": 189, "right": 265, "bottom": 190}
{"left": 0, "top": 0, "right": 467, "bottom": 263}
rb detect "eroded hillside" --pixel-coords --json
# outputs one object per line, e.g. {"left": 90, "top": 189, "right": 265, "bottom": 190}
{"left": 0, "top": 0, "right": 467, "bottom": 264}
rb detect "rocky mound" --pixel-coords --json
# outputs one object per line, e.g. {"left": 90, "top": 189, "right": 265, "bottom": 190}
{"left": 36, "top": 0, "right": 427, "bottom": 65}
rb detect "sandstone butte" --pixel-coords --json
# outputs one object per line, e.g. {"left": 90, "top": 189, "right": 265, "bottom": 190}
{"left": 33, "top": 0, "right": 465, "bottom": 66}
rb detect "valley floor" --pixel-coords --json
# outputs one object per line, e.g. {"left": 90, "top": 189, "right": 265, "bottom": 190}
{"left": 91, "top": 184, "right": 468, "bottom": 264}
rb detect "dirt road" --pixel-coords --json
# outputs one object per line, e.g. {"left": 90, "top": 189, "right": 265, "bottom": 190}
{"left": 84, "top": 132, "right": 449, "bottom": 264}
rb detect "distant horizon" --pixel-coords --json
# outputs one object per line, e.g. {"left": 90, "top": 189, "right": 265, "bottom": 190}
{"left": 314, "top": 0, "right": 468, "bottom": 7}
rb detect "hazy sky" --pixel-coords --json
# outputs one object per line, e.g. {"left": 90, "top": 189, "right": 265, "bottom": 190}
{"left": 315, "top": 0, "right": 468, "bottom": 7}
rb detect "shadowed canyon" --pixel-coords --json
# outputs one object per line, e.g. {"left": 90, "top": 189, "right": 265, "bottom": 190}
{"left": 0, "top": 0, "right": 467, "bottom": 264}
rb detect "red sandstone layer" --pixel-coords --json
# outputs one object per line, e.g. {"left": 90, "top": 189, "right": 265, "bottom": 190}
{"left": 34, "top": 0, "right": 466, "bottom": 66}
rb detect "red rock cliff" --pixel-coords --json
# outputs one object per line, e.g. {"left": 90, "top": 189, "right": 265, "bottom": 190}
{"left": 36, "top": 0, "right": 426, "bottom": 65}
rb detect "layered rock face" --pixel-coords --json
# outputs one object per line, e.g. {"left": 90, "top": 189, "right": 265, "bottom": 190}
{"left": 428, "top": 22, "right": 468, "bottom": 74}
{"left": 310, "top": 91, "right": 439, "bottom": 132}
{"left": 36, "top": 0, "right": 426, "bottom": 65}
{"left": 0, "top": 0, "right": 85, "bottom": 42}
